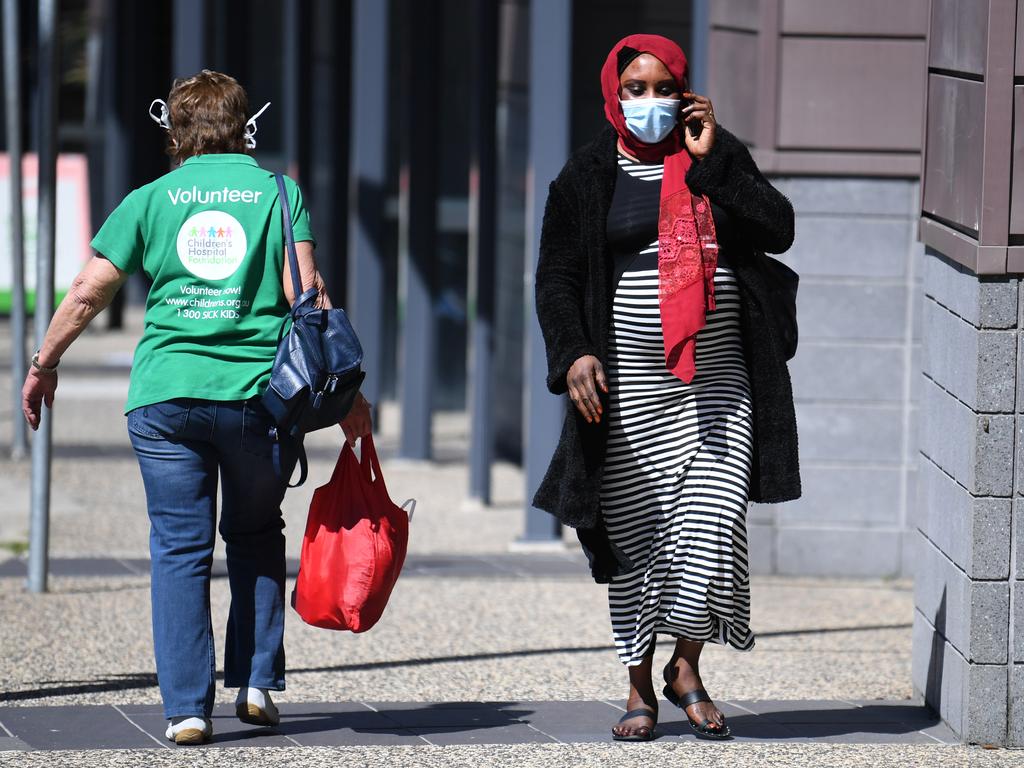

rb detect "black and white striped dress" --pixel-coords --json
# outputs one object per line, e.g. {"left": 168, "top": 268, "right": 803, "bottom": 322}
{"left": 601, "top": 153, "right": 755, "bottom": 666}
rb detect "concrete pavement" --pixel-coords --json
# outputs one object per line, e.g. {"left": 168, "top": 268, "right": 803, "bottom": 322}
{"left": 0, "top": 315, "right": 1018, "bottom": 764}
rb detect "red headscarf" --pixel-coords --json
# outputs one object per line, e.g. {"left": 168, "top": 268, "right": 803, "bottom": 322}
{"left": 601, "top": 34, "right": 719, "bottom": 384}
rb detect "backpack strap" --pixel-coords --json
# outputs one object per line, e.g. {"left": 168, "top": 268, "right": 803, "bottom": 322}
{"left": 274, "top": 173, "right": 319, "bottom": 312}
{"left": 272, "top": 430, "right": 309, "bottom": 488}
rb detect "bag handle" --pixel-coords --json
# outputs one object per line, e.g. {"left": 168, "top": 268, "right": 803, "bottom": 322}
{"left": 274, "top": 173, "right": 319, "bottom": 314}
{"left": 359, "top": 435, "right": 389, "bottom": 493}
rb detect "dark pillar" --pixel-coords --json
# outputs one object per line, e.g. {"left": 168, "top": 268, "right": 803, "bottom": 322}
{"left": 347, "top": 0, "right": 388, "bottom": 418}
{"left": 521, "top": 0, "right": 570, "bottom": 542}
{"left": 282, "top": 0, "right": 300, "bottom": 180}
{"left": 397, "top": 0, "right": 438, "bottom": 460}
{"left": 466, "top": 0, "right": 499, "bottom": 504}
{"left": 172, "top": 0, "right": 205, "bottom": 78}
{"left": 100, "top": 0, "right": 129, "bottom": 329}
{"left": 308, "top": 0, "right": 348, "bottom": 303}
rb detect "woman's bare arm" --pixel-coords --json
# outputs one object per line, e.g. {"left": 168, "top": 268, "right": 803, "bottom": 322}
{"left": 282, "top": 240, "right": 332, "bottom": 308}
{"left": 22, "top": 255, "right": 129, "bottom": 429}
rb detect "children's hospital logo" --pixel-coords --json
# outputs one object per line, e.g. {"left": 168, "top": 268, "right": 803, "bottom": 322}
{"left": 176, "top": 211, "right": 248, "bottom": 280}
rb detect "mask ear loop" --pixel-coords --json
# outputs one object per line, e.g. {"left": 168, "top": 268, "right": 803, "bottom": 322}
{"left": 244, "top": 102, "right": 271, "bottom": 149}
{"left": 149, "top": 99, "right": 171, "bottom": 130}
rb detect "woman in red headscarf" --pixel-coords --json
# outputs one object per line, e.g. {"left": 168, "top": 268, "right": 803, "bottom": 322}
{"left": 533, "top": 35, "right": 799, "bottom": 741}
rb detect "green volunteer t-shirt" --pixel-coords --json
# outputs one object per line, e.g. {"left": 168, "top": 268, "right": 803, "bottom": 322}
{"left": 90, "top": 153, "right": 315, "bottom": 412}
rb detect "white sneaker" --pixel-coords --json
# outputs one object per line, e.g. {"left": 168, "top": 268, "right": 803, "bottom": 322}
{"left": 165, "top": 716, "right": 212, "bottom": 745}
{"left": 235, "top": 687, "right": 280, "bottom": 726}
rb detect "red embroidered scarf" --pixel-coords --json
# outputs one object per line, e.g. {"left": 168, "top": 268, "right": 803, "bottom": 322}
{"left": 601, "top": 34, "right": 719, "bottom": 384}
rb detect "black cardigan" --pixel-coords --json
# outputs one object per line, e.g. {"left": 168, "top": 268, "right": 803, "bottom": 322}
{"left": 532, "top": 125, "right": 800, "bottom": 582}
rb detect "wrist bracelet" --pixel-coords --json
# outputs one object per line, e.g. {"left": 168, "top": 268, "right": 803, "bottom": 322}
{"left": 31, "top": 351, "right": 59, "bottom": 374}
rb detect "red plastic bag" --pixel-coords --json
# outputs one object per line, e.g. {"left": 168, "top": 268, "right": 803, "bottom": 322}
{"left": 292, "top": 435, "right": 410, "bottom": 632}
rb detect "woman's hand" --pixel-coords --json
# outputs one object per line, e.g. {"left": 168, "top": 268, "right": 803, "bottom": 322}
{"left": 340, "top": 392, "right": 372, "bottom": 446}
{"left": 22, "top": 368, "right": 58, "bottom": 431}
{"left": 681, "top": 92, "right": 716, "bottom": 159}
{"left": 567, "top": 355, "right": 608, "bottom": 424}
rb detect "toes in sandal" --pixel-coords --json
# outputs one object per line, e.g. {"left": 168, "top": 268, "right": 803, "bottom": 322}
{"left": 662, "top": 686, "right": 731, "bottom": 740}
{"left": 611, "top": 708, "right": 657, "bottom": 742}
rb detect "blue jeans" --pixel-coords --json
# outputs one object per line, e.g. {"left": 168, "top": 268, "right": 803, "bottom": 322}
{"left": 127, "top": 398, "right": 296, "bottom": 719}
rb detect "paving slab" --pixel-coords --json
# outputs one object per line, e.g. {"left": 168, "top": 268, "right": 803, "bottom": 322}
{"left": 516, "top": 701, "right": 627, "bottom": 743}
{"left": 0, "top": 700, "right": 955, "bottom": 750}
{"left": 276, "top": 705, "right": 424, "bottom": 746}
{"left": 368, "top": 701, "right": 524, "bottom": 722}
{"left": 411, "top": 724, "right": 555, "bottom": 745}
{"left": 764, "top": 722, "right": 942, "bottom": 744}
{"left": 0, "top": 705, "right": 159, "bottom": 750}
{"left": 0, "top": 737, "right": 31, "bottom": 752}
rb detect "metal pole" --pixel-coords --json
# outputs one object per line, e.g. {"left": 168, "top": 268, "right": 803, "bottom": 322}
{"left": 347, "top": 0, "right": 388, "bottom": 421}
{"left": 398, "top": 0, "right": 438, "bottom": 460}
{"left": 466, "top": 0, "right": 498, "bottom": 505}
{"left": 4, "top": 0, "right": 28, "bottom": 460}
{"left": 689, "top": 0, "right": 710, "bottom": 94}
{"left": 521, "top": 0, "right": 571, "bottom": 543}
{"left": 29, "top": 0, "right": 60, "bottom": 594}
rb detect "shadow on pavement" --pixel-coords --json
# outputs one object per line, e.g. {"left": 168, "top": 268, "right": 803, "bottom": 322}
{"left": 0, "top": 622, "right": 911, "bottom": 704}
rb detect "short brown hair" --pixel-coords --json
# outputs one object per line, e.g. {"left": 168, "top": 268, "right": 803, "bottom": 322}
{"left": 166, "top": 70, "right": 249, "bottom": 164}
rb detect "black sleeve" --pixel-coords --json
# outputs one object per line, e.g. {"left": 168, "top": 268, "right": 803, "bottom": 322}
{"left": 535, "top": 173, "right": 597, "bottom": 395}
{"left": 685, "top": 127, "right": 795, "bottom": 255}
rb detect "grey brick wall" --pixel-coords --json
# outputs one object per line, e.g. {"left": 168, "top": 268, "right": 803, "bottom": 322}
{"left": 750, "top": 177, "right": 923, "bottom": 578}
{"left": 912, "top": 249, "right": 1022, "bottom": 745}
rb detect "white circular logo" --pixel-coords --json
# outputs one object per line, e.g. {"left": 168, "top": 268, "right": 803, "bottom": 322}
{"left": 176, "top": 211, "right": 248, "bottom": 281}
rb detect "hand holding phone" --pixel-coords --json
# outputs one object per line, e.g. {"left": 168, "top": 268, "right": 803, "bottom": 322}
{"left": 680, "top": 98, "right": 703, "bottom": 138}
{"left": 680, "top": 92, "right": 716, "bottom": 158}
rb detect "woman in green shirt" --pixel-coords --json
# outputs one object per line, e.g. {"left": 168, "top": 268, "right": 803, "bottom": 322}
{"left": 21, "top": 70, "right": 371, "bottom": 745}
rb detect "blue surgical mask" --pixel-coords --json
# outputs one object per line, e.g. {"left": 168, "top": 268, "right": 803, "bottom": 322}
{"left": 620, "top": 97, "right": 680, "bottom": 144}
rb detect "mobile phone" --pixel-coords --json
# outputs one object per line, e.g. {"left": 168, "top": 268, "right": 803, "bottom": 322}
{"left": 679, "top": 97, "right": 703, "bottom": 139}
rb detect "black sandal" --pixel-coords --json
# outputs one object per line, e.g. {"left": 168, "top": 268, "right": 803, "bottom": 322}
{"left": 611, "top": 708, "right": 657, "bottom": 742}
{"left": 662, "top": 686, "right": 731, "bottom": 740}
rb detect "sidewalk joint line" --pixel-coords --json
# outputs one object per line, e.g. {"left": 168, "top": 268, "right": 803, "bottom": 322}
{"left": 724, "top": 701, "right": 759, "bottom": 717}
{"left": 356, "top": 702, "right": 432, "bottom": 745}
{"left": 525, "top": 721, "right": 563, "bottom": 744}
{"left": 920, "top": 728, "right": 949, "bottom": 744}
{"left": 603, "top": 699, "right": 626, "bottom": 713}
{"left": 112, "top": 704, "right": 169, "bottom": 750}
{"left": 115, "top": 558, "right": 147, "bottom": 577}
